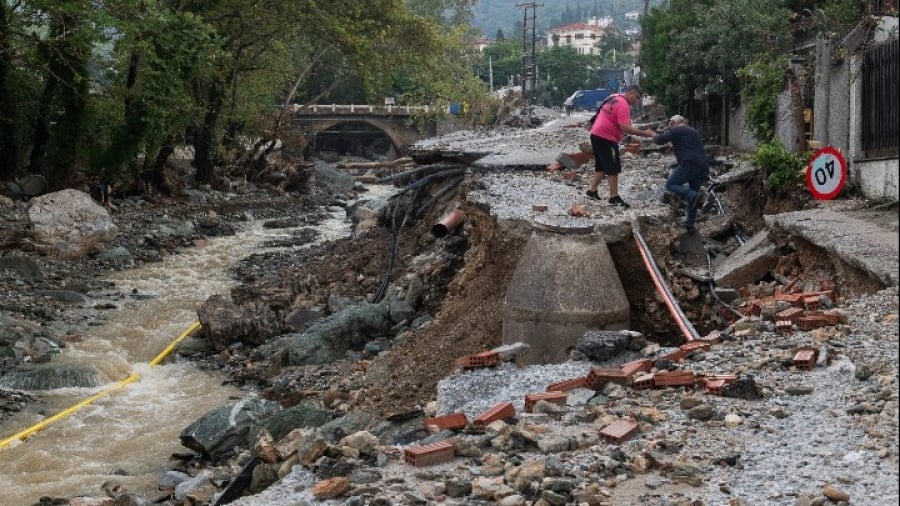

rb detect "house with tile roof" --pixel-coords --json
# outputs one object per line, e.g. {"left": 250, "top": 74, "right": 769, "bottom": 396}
{"left": 546, "top": 17, "right": 612, "bottom": 55}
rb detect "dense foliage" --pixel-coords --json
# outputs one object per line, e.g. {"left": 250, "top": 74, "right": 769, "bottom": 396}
{"left": 0, "top": 0, "right": 488, "bottom": 192}
{"left": 641, "top": 0, "right": 867, "bottom": 114}
{"left": 754, "top": 139, "right": 809, "bottom": 188}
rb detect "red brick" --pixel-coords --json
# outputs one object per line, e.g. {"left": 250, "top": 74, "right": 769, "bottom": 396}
{"left": 742, "top": 301, "right": 762, "bottom": 316}
{"left": 775, "top": 320, "right": 794, "bottom": 334}
{"left": 797, "top": 315, "right": 833, "bottom": 331}
{"left": 807, "top": 311, "right": 840, "bottom": 325}
{"left": 776, "top": 307, "right": 804, "bottom": 323}
{"left": 586, "top": 367, "right": 631, "bottom": 389}
{"left": 793, "top": 348, "right": 818, "bottom": 370}
{"left": 423, "top": 412, "right": 468, "bottom": 431}
{"left": 776, "top": 293, "right": 804, "bottom": 306}
{"left": 455, "top": 350, "right": 500, "bottom": 369}
{"left": 632, "top": 373, "right": 655, "bottom": 390}
{"left": 803, "top": 295, "right": 820, "bottom": 311}
{"left": 404, "top": 440, "right": 455, "bottom": 467}
{"left": 661, "top": 348, "right": 687, "bottom": 363}
{"left": 599, "top": 419, "right": 639, "bottom": 442}
{"left": 546, "top": 376, "right": 587, "bottom": 392}
{"left": 653, "top": 370, "right": 696, "bottom": 388}
{"left": 696, "top": 373, "right": 738, "bottom": 384}
{"left": 620, "top": 359, "right": 653, "bottom": 378}
{"left": 704, "top": 379, "right": 727, "bottom": 395}
{"left": 472, "top": 402, "right": 515, "bottom": 432}
{"left": 524, "top": 391, "right": 568, "bottom": 413}
{"left": 680, "top": 341, "right": 711, "bottom": 353}
{"left": 782, "top": 277, "right": 800, "bottom": 293}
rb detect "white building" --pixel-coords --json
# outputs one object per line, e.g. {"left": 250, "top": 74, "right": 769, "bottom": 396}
{"left": 624, "top": 11, "right": 641, "bottom": 21}
{"left": 546, "top": 17, "right": 610, "bottom": 55}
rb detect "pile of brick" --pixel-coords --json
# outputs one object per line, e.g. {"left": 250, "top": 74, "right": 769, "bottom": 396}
{"left": 736, "top": 278, "right": 842, "bottom": 333}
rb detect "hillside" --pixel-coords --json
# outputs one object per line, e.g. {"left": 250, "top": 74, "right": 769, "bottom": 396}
{"left": 472, "top": 0, "right": 667, "bottom": 37}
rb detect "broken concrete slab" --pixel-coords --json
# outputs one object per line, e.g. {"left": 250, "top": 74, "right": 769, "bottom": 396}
{"left": 765, "top": 207, "right": 898, "bottom": 287}
{"left": 713, "top": 230, "right": 779, "bottom": 288}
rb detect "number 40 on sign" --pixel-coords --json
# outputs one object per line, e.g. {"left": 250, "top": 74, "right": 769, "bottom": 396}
{"left": 806, "top": 146, "right": 847, "bottom": 200}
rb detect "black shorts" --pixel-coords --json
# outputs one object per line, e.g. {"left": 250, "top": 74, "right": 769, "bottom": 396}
{"left": 589, "top": 135, "right": 622, "bottom": 175}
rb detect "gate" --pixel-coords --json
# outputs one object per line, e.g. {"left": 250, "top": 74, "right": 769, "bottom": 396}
{"left": 861, "top": 38, "right": 899, "bottom": 158}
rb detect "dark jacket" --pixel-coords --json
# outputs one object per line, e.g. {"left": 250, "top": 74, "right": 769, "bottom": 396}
{"left": 653, "top": 125, "right": 709, "bottom": 172}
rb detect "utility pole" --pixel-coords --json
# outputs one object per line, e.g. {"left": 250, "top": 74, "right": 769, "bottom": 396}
{"left": 489, "top": 55, "right": 494, "bottom": 93}
{"left": 517, "top": 2, "right": 541, "bottom": 108}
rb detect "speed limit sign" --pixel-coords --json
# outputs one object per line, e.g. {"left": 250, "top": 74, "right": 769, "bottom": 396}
{"left": 806, "top": 146, "right": 847, "bottom": 200}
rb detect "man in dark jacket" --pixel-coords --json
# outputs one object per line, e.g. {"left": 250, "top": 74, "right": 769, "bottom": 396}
{"left": 653, "top": 115, "right": 709, "bottom": 232}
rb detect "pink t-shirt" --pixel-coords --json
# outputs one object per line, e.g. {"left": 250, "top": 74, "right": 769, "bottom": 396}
{"left": 590, "top": 94, "right": 631, "bottom": 143}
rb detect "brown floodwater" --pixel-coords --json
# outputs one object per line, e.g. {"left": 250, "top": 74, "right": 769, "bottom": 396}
{"left": 0, "top": 192, "right": 383, "bottom": 505}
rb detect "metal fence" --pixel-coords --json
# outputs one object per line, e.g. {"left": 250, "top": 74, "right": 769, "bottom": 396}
{"left": 862, "top": 37, "right": 899, "bottom": 158}
{"left": 867, "top": 0, "right": 898, "bottom": 15}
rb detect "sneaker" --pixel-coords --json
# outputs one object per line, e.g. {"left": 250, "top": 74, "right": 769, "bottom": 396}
{"left": 691, "top": 188, "right": 706, "bottom": 211}
{"left": 608, "top": 195, "right": 630, "bottom": 208}
{"left": 585, "top": 189, "right": 601, "bottom": 200}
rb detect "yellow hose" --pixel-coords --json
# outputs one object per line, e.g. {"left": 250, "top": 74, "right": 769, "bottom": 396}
{"left": 0, "top": 321, "right": 202, "bottom": 450}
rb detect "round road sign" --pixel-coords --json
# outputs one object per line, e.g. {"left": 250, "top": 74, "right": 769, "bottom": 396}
{"left": 806, "top": 146, "right": 847, "bottom": 200}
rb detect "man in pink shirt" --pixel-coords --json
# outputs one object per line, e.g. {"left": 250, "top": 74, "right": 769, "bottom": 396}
{"left": 586, "top": 84, "right": 656, "bottom": 208}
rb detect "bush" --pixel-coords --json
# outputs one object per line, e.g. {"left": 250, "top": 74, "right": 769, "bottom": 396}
{"left": 753, "top": 140, "right": 809, "bottom": 188}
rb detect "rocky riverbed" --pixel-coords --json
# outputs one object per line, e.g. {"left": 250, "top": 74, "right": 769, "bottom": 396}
{"left": 1, "top": 107, "right": 897, "bottom": 506}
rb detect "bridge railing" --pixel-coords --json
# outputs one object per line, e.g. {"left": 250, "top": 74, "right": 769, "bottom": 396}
{"left": 287, "top": 104, "right": 431, "bottom": 115}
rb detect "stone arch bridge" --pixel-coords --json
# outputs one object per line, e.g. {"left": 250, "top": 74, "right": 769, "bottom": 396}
{"left": 287, "top": 104, "right": 436, "bottom": 157}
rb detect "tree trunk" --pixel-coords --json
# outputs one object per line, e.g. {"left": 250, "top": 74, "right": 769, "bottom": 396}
{"left": 193, "top": 79, "right": 224, "bottom": 186}
{"left": 146, "top": 140, "right": 175, "bottom": 195}
{"left": 31, "top": 10, "right": 90, "bottom": 189}
{"left": 27, "top": 50, "right": 55, "bottom": 177}
{"left": 0, "top": 3, "right": 19, "bottom": 180}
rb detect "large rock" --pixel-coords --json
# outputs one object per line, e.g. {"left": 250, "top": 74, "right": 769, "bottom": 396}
{"left": 180, "top": 398, "right": 283, "bottom": 462}
{"left": 247, "top": 403, "right": 335, "bottom": 445}
{"left": 255, "top": 303, "right": 391, "bottom": 366}
{"left": 0, "top": 364, "right": 103, "bottom": 390}
{"left": 0, "top": 256, "right": 44, "bottom": 284}
{"left": 197, "top": 294, "right": 282, "bottom": 351}
{"left": 28, "top": 189, "right": 118, "bottom": 258}
{"left": 576, "top": 330, "right": 646, "bottom": 362}
{"left": 0, "top": 312, "right": 45, "bottom": 344}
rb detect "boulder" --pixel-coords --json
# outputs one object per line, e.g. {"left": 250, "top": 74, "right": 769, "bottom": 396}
{"left": 28, "top": 189, "right": 118, "bottom": 258}
{"left": 197, "top": 294, "right": 282, "bottom": 351}
{"left": 0, "top": 364, "right": 103, "bottom": 390}
{"left": 180, "top": 398, "right": 282, "bottom": 461}
{"left": 255, "top": 303, "right": 391, "bottom": 366}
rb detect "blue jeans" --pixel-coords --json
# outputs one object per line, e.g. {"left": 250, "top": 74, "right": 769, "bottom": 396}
{"left": 666, "top": 164, "right": 708, "bottom": 228}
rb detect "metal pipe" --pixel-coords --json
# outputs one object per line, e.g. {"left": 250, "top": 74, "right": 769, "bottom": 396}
{"left": 432, "top": 209, "right": 465, "bottom": 238}
{"left": 632, "top": 226, "right": 700, "bottom": 342}
{"left": 0, "top": 321, "right": 202, "bottom": 449}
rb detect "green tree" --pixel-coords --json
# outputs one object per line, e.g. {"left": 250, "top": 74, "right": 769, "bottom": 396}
{"left": 26, "top": 0, "right": 99, "bottom": 188}
{"left": 94, "top": 5, "right": 222, "bottom": 192}
{"left": 641, "top": 0, "right": 791, "bottom": 112}
{"left": 536, "top": 45, "right": 601, "bottom": 106}
{"left": 0, "top": 2, "right": 21, "bottom": 180}
{"left": 596, "top": 26, "right": 635, "bottom": 69}
{"left": 479, "top": 39, "right": 521, "bottom": 89}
